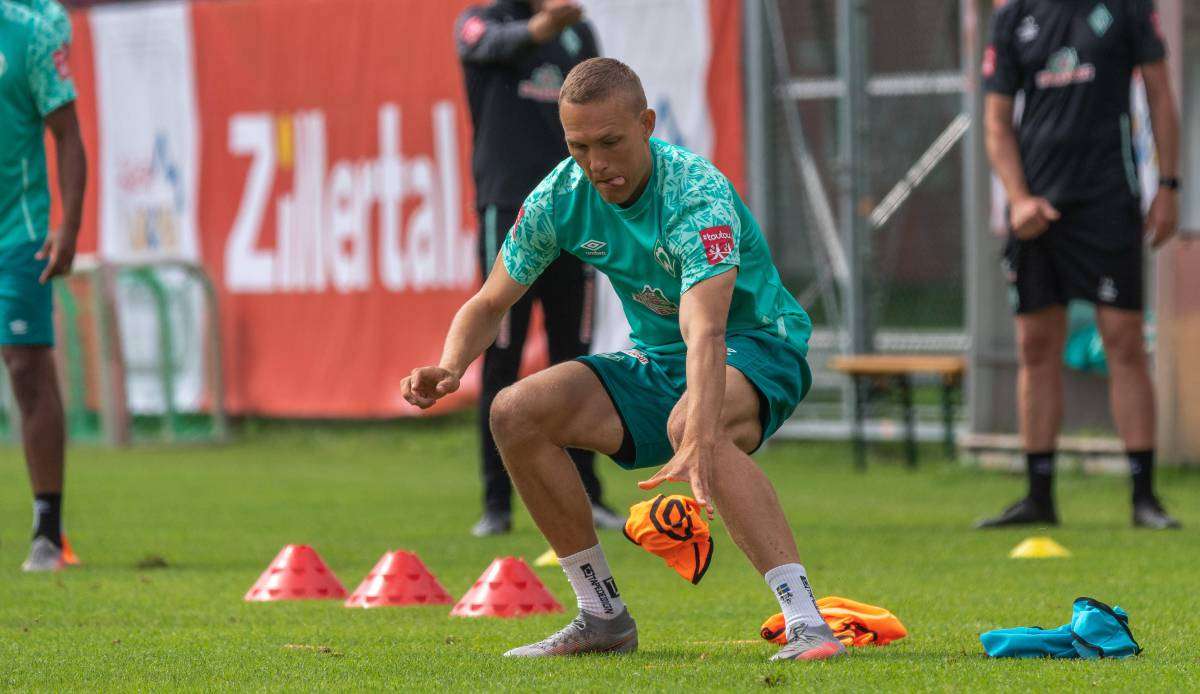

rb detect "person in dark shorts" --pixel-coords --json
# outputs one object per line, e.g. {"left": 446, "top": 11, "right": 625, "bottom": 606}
{"left": 979, "top": 0, "right": 1180, "bottom": 529}
{"left": 455, "top": 0, "right": 623, "bottom": 536}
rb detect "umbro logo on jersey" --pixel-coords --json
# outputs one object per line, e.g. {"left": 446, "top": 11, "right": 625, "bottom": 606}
{"left": 580, "top": 239, "right": 608, "bottom": 257}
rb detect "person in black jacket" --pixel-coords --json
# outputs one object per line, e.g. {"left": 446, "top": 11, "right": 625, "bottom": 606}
{"left": 455, "top": 0, "right": 624, "bottom": 537}
{"left": 977, "top": 0, "right": 1180, "bottom": 529}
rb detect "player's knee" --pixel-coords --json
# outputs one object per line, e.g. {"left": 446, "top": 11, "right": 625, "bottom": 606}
{"left": 1016, "top": 330, "right": 1059, "bottom": 369}
{"left": 1, "top": 348, "right": 44, "bottom": 404}
{"left": 489, "top": 385, "right": 538, "bottom": 447}
{"left": 1100, "top": 327, "right": 1146, "bottom": 369}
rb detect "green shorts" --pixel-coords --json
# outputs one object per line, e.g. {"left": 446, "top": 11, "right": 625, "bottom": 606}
{"left": 577, "top": 327, "right": 812, "bottom": 470}
{"left": 0, "top": 240, "right": 54, "bottom": 346}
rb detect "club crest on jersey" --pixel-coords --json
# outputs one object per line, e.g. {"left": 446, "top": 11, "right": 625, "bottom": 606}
{"left": 1036, "top": 48, "right": 1095, "bottom": 89}
{"left": 580, "top": 239, "right": 607, "bottom": 257}
{"left": 631, "top": 285, "right": 678, "bottom": 316}
{"left": 1088, "top": 4, "right": 1113, "bottom": 37}
{"left": 699, "top": 226, "right": 734, "bottom": 265}
{"left": 653, "top": 241, "right": 677, "bottom": 277}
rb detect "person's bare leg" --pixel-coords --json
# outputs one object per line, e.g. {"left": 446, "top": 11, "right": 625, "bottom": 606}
{"left": 976, "top": 306, "right": 1068, "bottom": 527}
{"left": 665, "top": 368, "right": 797, "bottom": 573}
{"left": 489, "top": 361, "right": 624, "bottom": 556}
{"left": 492, "top": 361, "right": 638, "bottom": 657}
{"left": 4, "top": 345, "right": 68, "bottom": 570}
{"left": 664, "top": 366, "right": 841, "bottom": 660}
{"left": 1095, "top": 307, "right": 1154, "bottom": 449}
{"left": 1094, "top": 307, "right": 1177, "bottom": 527}
{"left": 3, "top": 346, "right": 66, "bottom": 495}
{"left": 1016, "top": 306, "right": 1067, "bottom": 452}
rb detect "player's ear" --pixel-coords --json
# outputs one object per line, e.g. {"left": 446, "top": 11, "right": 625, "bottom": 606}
{"left": 640, "top": 108, "right": 656, "bottom": 140}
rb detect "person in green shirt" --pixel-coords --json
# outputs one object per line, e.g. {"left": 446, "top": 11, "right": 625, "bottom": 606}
{"left": 401, "top": 58, "right": 843, "bottom": 662}
{"left": 0, "top": 1, "right": 87, "bottom": 572}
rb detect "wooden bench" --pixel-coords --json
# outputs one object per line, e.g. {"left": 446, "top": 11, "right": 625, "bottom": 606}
{"left": 827, "top": 354, "right": 967, "bottom": 469}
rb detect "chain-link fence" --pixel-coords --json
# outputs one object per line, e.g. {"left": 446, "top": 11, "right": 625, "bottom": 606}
{"left": 754, "top": 0, "right": 970, "bottom": 438}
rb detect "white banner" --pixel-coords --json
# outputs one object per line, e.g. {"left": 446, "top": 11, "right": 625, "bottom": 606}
{"left": 580, "top": 0, "right": 717, "bottom": 353}
{"left": 90, "top": 1, "right": 205, "bottom": 414}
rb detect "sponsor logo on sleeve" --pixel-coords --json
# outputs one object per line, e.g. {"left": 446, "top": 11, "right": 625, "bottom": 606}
{"left": 460, "top": 16, "right": 487, "bottom": 46}
{"left": 510, "top": 205, "right": 525, "bottom": 236}
{"left": 982, "top": 45, "right": 996, "bottom": 78}
{"left": 53, "top": 46, "right": 71, "bottom": 80}
{"left": 699, "top": 225, "right": 733, "bottom": 265}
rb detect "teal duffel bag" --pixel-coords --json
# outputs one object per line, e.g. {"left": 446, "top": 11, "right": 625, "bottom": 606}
{"left": 979, "top": 624, "right": 1077, "bottom": 659}
{"left": 980, "top": 597, "right": 1141, "bottom": 659}
{"left": 1069, "top": 597, "right": 1141, "bottom": 659}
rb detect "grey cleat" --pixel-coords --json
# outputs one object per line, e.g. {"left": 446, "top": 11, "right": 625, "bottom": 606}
{"left": 591, "top": 503, "right": 627, "bottom": 531}
{"left": 503, "top": 608, "right": 638, "bottom": 657}
{"left": 21, "top": 536, "right": 65, "bottom": 573}
{"left": 769, "top": 621, "right": 847, "bottom": 662}
{"left": 471, "top": 511, "right": 512, "bottom": 537}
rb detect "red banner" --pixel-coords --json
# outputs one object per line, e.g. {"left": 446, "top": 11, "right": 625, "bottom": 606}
{"left": 57, "top": 0, "right": 744, "bottom": 417}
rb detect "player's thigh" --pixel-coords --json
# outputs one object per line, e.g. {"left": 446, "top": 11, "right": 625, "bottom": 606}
{"left": 1014, "top": 305, "right": 1067, "bottom": 366}
{"left": 490, "top": 360, "right": 624, "bottom": 456}
{"left": 666, "top": 365, "right": 762, "bottom": 453}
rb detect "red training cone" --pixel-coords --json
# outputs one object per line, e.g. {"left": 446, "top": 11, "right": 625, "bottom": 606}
{"left": 451, "top": 556, "right": 564, "bottom": 618}
{"left": 244, "top": 544, "right": 348, "bottom": 602}
{"left": 345, "top": 550, "right": 453, "bottom": 608}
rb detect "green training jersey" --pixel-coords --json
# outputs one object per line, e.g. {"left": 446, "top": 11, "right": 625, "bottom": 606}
{"left": 9, "top": 0, "right": 69, "bottom": 45}
{"left": 0, "top": 1, "right": 75, "bottom": 250}
{"left": 502, "top": 138, "right": 812, "bottom": 355}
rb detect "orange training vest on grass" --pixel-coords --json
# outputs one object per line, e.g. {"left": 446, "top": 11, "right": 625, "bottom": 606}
{"left": 760, "top": 596, "right": 908, "bottom": 647}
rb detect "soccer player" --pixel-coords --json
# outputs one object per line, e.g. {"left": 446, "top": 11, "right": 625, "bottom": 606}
{"left": 402, "top": 58, "right": 844, "bottom": 661}
{"left": 455, "top": 0, "right": 624, "bottom": 537}
{"left": 978, "top": 0, "right": 1180, "bottom": 529}
{"left": 0, "top": 1, "right": 87, "bottom": 570}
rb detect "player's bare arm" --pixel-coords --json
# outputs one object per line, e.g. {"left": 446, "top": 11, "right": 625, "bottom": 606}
{"left": 1141, "top": 60, "right": 1180, "bottom": 249}
{"left": 38, "top": 102, "right": 86, "bottom": 285}
{"left": 984, "top": 94, "right": 1059, "bottom": 240}
{"left": 401, "top": 263, "right": 529, "bottom": 409}
{"left": 637, "top": 268, "right": 737, "bottom": 517}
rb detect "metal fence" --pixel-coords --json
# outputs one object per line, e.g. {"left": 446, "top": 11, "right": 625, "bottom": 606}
{"left": 747, "top": 0, "right": 972, "bottom": 439}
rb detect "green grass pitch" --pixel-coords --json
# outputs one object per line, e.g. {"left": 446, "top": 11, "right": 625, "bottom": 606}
{"left": 2, "top": 416, "right": 1198, "bottom": 691}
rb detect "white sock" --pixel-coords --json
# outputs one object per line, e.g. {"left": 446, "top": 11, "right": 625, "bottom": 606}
{"left": 765, "top": 563, "right": 824, "bottom": 637}
{"left": 558, "top": 544, "right": 626, "bottom": 620}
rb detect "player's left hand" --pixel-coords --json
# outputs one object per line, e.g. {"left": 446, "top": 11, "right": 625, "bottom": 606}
{"left": 36, "top": 229, "right": 77, "bottom": 284}
{"left": 638, "top": 440, "right": 715, "bottom": 519}
{"left": 1145, "top": 189, "right": 1179, "bottom": 249}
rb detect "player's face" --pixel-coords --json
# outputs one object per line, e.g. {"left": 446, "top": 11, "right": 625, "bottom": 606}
{"left": 561, "top": 97, "right": 656, "bottom": 205}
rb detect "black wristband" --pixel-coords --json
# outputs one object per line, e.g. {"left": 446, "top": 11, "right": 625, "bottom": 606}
{"left": 1159, "top": 177, "right": 1181, "bottom": 190}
